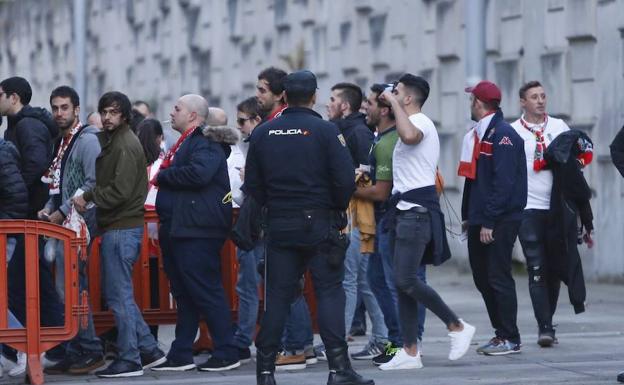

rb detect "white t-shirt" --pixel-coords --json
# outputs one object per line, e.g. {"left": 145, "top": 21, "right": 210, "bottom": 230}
{"left": 511, "top": 115, "right": 569, "bottom": 210}
{"left": 392, "top": 112, "right": 440, "bottom": 210}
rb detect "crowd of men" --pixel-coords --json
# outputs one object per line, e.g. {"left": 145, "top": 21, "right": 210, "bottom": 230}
{"left": 0, "top": 66, "right": 602, "bottom": 385}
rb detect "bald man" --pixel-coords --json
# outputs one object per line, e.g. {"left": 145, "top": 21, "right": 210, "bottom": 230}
{"left": 152, "top": 94, "right": 241, "bottom": 372}
{"left": 208, "top": 107, "right": 228, "bottom": 126}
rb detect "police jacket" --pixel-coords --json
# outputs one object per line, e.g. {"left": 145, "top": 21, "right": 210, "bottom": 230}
{"left": 610, "top": 125, "right": 624, "bottom": 178}
{"left": 332, "top": 112, "right": 374, "bottom": 168}
{"left": 461, "top": 109, "right": 527, "bottom": 228}
{"left": 156, "top": 125, "right": 238, "bottom": 239}
{"left": 245, "top": 107, "right": 355, "bottom": 213}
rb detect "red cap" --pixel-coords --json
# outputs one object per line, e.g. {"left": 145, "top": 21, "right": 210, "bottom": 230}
{"left": 465, "top": 81, "right": 502, "bottom": 104}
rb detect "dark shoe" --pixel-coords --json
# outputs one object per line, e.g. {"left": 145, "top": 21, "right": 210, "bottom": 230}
{"left": 197, "top": 356, "right": 241, "bottom": 372}
{"left": 95, "top": 360, "right": 144, "bottom": 378}
{"left": 141, "top": 348, "right": 166, "bottom": 369}
{"left": 239, "top": 347, "right": 252, "bottom": 364}
{"left": 476, "top": 336, "right": 501, "bottom": 354}
{"left": 151, "top": 358, "right": 196, "bottom": 372}
{"left": 44, "top": 355, "right": 77, "bottom": 375}
{"left": 617, "top": 370, "right": 624, "bottom": 383}
{"left": 68, "top": 353, "right": 106, "bottom": 374}
{"left": 372, "top": 342, "right": 400, "bottom": 366}
{"left": 351, "top": 341, "right": 385, "bottom": 360}
{"left": 256, "top": 349, "right": 277, "bottom": 385}
{"left": 482, "top": 339, "right": 521, "bottom": 356}
{"left": 326, "top": 346, "right": 375, "bottom": 385}
{"left": 537, "top": 330, "right": 557, "bottom": 347}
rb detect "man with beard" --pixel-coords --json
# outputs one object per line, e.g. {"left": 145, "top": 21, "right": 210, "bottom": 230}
{"left": 40, "top": 86, "right": 105, "bottom": 375}
{"left": 256, "top": 67, "right": 288, "bottom": 122}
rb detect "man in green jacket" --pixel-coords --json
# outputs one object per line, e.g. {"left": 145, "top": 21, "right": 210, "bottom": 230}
{"left": 74, "top": 91, "right": 165, "bottom": 378}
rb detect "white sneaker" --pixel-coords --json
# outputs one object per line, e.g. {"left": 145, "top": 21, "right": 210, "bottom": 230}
{"left": 378, "top": 348, "right": 423, "bottom": 370}
{"left": 448, "top": 319, "right": 476, "bottom": 361}
{"left": 9, "top": 352, "right": 26, "bottom": 377}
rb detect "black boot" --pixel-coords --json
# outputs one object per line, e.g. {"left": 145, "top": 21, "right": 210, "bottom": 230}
{"left": 326, "top": 346, "right": 374, "bottom": 385}
{"left": 256, "top": 349, "right": 277, "bottom": 385}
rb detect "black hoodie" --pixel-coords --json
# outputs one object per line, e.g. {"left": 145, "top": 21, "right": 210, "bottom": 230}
{"left": 332, "top": 112, "right": 374, "bottom": 168}
{"left": 4, "top": 105, "right": 59, "bottom": 218}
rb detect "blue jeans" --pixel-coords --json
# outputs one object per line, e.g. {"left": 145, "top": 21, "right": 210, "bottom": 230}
{"left": 100, "top": 227, "right": 158, "bottom": 365}
{"left": 343, "top": 227, "right": 387, "bottom": 343}
{"left": 282, "top": 294, "right": 313, "bottom": 351}
{"left": 368, "top": 217, "right": 426, "bottom": 345}
{"left": 233, "top": 241, "right": 265, "bottom": 349}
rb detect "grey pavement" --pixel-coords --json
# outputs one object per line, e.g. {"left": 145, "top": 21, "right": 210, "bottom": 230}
{"left": 2, "top": 263, "right": 623, "bottom": 385}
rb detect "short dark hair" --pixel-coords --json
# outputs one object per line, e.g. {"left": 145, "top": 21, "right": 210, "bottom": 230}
{"left": 482, "top": 99, "right": 501, "bottom": 111}
{"left": 50, "top": 86, "right": 80, "bottom": 107}
{"left": 398, "top": 73, "right": 430, "bottom": 107}
{"left": 98, "top": 91, "right": 132, "bottom": 124}
{"left": 136, "top": 118, "right": 164, "bottom": 165}
{"left": 285, "top": 88, "right": 315, "bottom": 107}
{"left": 370, "top": 83, "right": 395, "bottom": 120}
{"left": 258, "top": 67, "right": 287, "bottom": 95}
{"left": 0, "top": 77, "right": 32, "bottom": 105}
{"left": 519, "top": 80, "right": 543, "bottom": 99}
{"left": 129, "top": 109, "right": 146, "bottom": 133}
{"left": 237, "top": 97, "right": 261, "bottom": 118}
{"left": 331, "top": 82, "right": 363, "bottom": 114}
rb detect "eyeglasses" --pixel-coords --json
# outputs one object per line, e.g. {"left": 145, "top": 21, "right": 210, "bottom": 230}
{"left": 237, "top": 117, "right": 255, "bottom": 126}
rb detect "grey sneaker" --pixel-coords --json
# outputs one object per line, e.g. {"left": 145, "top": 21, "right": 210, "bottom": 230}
{"left": 313, "top": 344, "right": 327, "bottom": 361}
{"left": 476, "top": 337, "right": 501, "bottom": 354}
{"left": 351, "top": 340, "right": 385, "bottom": 360}
{"left": 482, "top": 339, "right": 521, "bottom": 356}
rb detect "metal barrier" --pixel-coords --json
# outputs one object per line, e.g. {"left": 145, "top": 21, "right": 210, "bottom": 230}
{"left": 0, "top": 220, "right": 87, "bottom": 385}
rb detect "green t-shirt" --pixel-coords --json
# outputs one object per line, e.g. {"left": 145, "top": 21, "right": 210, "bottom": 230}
{"left": 372, "top": 128, "right": 398, "bottom": 182}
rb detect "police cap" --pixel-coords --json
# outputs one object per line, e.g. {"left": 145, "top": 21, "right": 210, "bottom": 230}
{"left": 283, "top": 70, "right": 318, "bottom": 95}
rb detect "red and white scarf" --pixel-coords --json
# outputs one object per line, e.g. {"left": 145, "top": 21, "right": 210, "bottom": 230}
{"left": 41, "top": 122, "right": 82, "bottom": 195}
{"left": 457, "top": 113, "right": 494, "bottom": 179}
{"left": 520, "top": 114, "right": 548, "bottom": 172}
{"left": 150, "top": 126, "right": 196, "bottom": 186}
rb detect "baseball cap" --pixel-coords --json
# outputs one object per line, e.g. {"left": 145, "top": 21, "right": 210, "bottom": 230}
{"left": 465, "top": 80, "right": 501, "bottom": 104}
{"left": 283, "top": 70, "right": 318, "bottom": 94}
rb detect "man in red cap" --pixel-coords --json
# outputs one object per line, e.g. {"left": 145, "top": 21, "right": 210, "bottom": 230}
{"left": 461, "top": 80, "right": 527, "bottom": 356}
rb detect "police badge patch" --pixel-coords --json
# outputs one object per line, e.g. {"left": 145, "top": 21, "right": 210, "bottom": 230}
{"left": 337, "top": 134, "right": 347, "bottom": 147}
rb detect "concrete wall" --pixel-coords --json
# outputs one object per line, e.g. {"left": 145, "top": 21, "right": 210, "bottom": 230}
{"left": 1, "top": 0, "right": 623, "bottom": 279}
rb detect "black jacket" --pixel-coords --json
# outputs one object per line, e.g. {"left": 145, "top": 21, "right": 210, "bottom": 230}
{"left": 156, "top": 125, "right": 238, "bottom": 239}
{"left": 246, "top": 107, "right": 355, "bottom": 213}
{"left": 610, "top": 125, "right": 624, "bottom": 177}
{"left": 544, "top": 129, "right": 592, "bottom": 314}
{"left": 0, "top": 139, "right": 28, "bottom": 219}
{"left": 461, "top": 110, "right": 527, "bottom": 228}
{"left": 4, "top": 105, "right": 59, "bottom": 218}
{"left": 333, "top": 112, "right": 374, "bottom": 168}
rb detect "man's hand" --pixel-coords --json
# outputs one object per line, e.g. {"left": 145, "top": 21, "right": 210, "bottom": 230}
{"left": 379, "top": 90, "right": 398, "bottom": 106}
{"left": 37, "top": 208, "right": 51, "bottom": 220}
{"left": 73, "top": 195, "right": 88, "bottom": 213}
{"left": 480, "top": 227, "right": 494, "bottom": 244}
{"left": 48, "top": 211, "right": 64, "bottom": 225}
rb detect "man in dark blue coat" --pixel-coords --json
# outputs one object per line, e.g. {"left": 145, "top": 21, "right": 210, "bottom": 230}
{"left": 152, "top": 94, "right": 241, "bottom": 372}
{"left": 461, "top": 81, "right": 527, "bottom": 356}
{"left": 245, "top": 70, "right": 373, "bottom": 385}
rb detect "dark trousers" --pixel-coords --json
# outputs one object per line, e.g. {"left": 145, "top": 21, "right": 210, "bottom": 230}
{"left": 518, "top": 209, "right": 560, "bottom": 333}
{"left": 468, "top": 221, "right": 521, "bottom": 344}
{"left": 159, "top": 223, "right": 237, "bottom": 363}
{"left": 391, "top": 209, "right": 459, "bottom": 346}
{"left": 255, "top": 215, "right": 347, "bottom": 354}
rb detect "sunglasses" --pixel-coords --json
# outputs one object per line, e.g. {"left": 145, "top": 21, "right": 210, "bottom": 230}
{"left": 237, "top": 116, "right": 255, "bottom": 126}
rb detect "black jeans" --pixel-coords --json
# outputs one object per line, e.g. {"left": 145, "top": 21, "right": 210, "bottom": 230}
{"left": 518, "top": 209, "right": 560, "bottom": 333}
{"left": 255, "top": 212, "right": 347, "bottom": 354}
{"left": 391, "top": 209, "right": 459, "bottom": 346}
{"left": 468, "top": 221, "right": 521, "bottom": 344}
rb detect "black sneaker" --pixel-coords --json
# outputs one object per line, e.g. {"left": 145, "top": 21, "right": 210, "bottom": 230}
{"left": 239, "top": 347, "right": 252, "bottom": 364}
{"left": 95, "top": 359, "right": 144, "bottom": 378}
{"left": 351, "top": 340, "right": 385, "bottom": 360}
{"left": 140, "top": 348, "right": 166, "bottom": 369}
{"left": 68, "top": 352, "right": 106, "bottom": 375}
{"left": 151, "top": 358, "right": 196, "bottom": 372}
{"left": 537, "top": 330, "right": 557, "bottom": 347}
{"left": 372, "top": 342, "right": 400, "bottom": 366}
{"left": 197, "top": 357, "right": 241, "bottom": 372}
{"left": 617, "top": 370, "right": 624, "bottom": 383}
{"left": 44, "top": 355, "right": 78, "bottom": 375}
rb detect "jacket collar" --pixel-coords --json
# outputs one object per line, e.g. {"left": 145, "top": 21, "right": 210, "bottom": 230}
{"left": 483, "top": 109, "right": 504, "bottom": 139}
{"left": 281, "top": 106, "right": 322, "bottom": 119}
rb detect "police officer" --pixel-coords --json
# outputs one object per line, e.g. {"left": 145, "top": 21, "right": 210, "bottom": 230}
{"left": 245, "top": 70, "right": 374, "bottom": 385}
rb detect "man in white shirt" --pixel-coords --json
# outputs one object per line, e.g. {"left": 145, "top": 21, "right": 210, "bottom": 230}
{"left": 376, "top": 74, "right": 475, "bottom": 371}
{"left": 511, "top": 81, "right": 569, "bottom": 347}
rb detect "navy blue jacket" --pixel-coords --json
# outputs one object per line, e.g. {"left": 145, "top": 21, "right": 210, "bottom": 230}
{"left": 156, "top": 126, "right": 238, "bottom": 239}
{"left": 462, "top": 110, "right": 527, "bottom": 228}
{"left": 332, "top": 112, "right": 375, "bottom": 167}
{"left": 0, "top": 139, "right": 28, "bottom": 219}
{"left": 245, "top": 107, "right": 355, "bottom": 212}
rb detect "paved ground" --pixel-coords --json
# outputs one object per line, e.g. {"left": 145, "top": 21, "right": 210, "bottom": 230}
{"left": 2, "top": 264, "right": 623, "bottom": 385}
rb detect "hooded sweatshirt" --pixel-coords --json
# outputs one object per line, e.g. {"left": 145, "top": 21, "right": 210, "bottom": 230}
{"left": 4, "top": 105, "right": 59, "bottom": 218}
